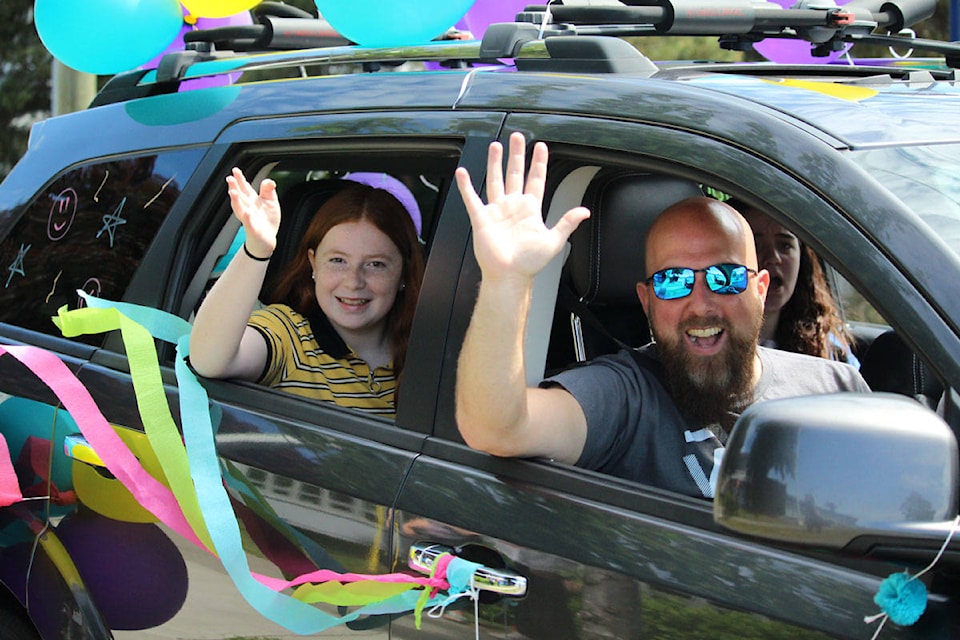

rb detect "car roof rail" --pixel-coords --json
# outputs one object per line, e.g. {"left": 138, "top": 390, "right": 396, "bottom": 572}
{"left": 87, "top": 0, "right": 960, "bottom": 108}
{"left": 478, "top": 22, "right": 657, "bottom": 73}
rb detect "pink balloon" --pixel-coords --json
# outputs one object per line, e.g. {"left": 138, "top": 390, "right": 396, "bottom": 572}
{"left": 753, "top": 0, "right": 852, "bottom": 64}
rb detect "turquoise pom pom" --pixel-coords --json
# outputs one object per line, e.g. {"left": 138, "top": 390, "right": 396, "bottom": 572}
{"left": 874, "top": 572, "right": 927, "bottom": 626}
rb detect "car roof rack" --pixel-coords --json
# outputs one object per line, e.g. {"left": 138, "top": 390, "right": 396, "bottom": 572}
{"left": 496, "top": 0, "right": 955, "bottom": 61}
{"left": 89, "top": 0, "right": 960, "bottom": 109}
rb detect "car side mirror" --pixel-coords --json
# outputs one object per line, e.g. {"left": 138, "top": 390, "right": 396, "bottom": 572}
{"left": 715, "top": 393, "right": 959, "bottom": 551}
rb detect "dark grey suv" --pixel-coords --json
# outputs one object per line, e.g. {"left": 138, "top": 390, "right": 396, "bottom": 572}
{"left": 2, "top": 1, "right": 960, "bottom": 638}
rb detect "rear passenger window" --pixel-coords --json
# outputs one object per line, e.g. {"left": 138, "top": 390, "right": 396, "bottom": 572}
{"left": 184, "top": 150, "right": 457, "bottom": 318}
{"left": 0, "top": 149, "right": 203, "bottom": 345}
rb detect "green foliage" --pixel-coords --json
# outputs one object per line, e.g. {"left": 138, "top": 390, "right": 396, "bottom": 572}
{"left": 641, "top": 589, "right": 833, "bottom": 640}
{"left": 0, "top": 0, "right": 51, "bottom": 181}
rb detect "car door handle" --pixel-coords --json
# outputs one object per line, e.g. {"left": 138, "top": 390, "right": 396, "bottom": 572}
{"left": 408, "top": 542, "right": 528, "bottom": 597}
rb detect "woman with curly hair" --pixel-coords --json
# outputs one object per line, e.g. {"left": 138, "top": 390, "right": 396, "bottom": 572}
{"left": 733, "top": 201, "right": 859, "bottom": 366}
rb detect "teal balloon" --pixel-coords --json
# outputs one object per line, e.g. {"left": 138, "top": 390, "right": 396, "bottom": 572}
{"left": 315, "top": 0, "right": 475, "bottom": 47}
{"left": 35, "top": 0, "right": 184, "bottom": 75}
{"left": 125, "top": 85, "right": 242, "bottom": 125}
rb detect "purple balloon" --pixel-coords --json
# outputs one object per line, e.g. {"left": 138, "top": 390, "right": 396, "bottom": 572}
{"left": 753, "top": 0, "right": 852, "bottom": 64}
{"left": 55, "top": 511, "right": 188, "bottom": 630}
{"left": 455, "top": 0, "right": 530, "bottom": 39}
{"left": 141, "top": 7, "right": 253, "bottom": 90}
{"left": 422, "top": 0, "right": 530, "bottom": 69}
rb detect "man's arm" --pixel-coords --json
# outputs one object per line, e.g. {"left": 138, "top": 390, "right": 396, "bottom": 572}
{"left": 454, "top": 132, "right": 591, "bottom": 463}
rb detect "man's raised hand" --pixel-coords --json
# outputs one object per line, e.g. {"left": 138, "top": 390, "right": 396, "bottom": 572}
{"left": 455, "top": 132, "right": 590, "bottom": 282}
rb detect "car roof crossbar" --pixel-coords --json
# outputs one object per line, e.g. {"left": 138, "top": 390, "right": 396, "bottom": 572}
{"left": 471, "top": 0, "right": 955, "bottom": 66}
{"left": 512, "top": 0, "right": 933, "bottom": 38}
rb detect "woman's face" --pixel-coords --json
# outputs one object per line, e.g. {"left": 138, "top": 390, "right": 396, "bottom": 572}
{"left": 308, "top": 219, "right": 403, "bottom": 342}
{"left": 744, "top": 210, "right": 800, "bottom": 315}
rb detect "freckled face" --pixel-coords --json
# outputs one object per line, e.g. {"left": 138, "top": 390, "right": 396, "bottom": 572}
{"left": 742, "top": 211, "right": 800, "bottom": 316}
{"left": 308, "top": 219, "right": 403, "bottom": 343}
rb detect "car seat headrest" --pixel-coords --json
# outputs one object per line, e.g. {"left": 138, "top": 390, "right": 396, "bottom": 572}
{"left": 567, "top": 172, "right": 704, "bottom": 306}
{"left": 859, "top": 329, "right": 944, "bottom": 409}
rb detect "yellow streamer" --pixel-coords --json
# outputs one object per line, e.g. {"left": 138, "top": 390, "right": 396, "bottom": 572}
{"left": 54, "top": 305, "right": 214, "bottom": 552}
{"left": 292, "top": 580, "right": 417, "bottom": 606}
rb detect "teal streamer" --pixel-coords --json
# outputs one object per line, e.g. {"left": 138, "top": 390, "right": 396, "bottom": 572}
{"left": 77, "top": 294, "right": 455, "bottom": 632}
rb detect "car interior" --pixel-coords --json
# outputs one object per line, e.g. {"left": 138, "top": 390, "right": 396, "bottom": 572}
{"left": 534, "top": 161, "right": 951, "bottom": 423}
{"left": 181, "top": 149, "right": 954, "bottom": 446}
{"left": 183, "top": 154, "right": 453, "bottom": 325}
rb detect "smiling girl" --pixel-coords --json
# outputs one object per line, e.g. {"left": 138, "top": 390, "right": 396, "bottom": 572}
{"left": 190, "top": 168, "right": 424, "bottom": 417}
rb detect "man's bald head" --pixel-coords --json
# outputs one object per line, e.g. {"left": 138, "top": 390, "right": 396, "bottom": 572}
{"left": 644, "top": 197, "right": 759, "bottom": 279}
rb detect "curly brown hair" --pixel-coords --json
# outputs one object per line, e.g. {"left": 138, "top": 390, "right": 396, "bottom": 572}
{"left": 771, "top": 240, "right": 853, "bottom": 360}
{"left": 268, "top": 183, "right": 425, "bottom": 379}
{"left": 727, "top": 198, "right": 853, "bottom": 361}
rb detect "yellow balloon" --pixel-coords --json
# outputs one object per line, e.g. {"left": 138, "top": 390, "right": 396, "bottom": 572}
{"left": 180, "top": 0, "right": 260, "bottom": 19}
{"left": 71, "top": 425, "right": 170, "bottom": 523}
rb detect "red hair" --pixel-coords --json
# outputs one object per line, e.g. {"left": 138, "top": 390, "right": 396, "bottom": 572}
{"left": 269, "top": 183, "right": 424, "bottom": 379}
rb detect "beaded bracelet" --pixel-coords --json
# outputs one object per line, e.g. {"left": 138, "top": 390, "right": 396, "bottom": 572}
{"left": 243, "top": 243, "right": 272, "bottom": 262}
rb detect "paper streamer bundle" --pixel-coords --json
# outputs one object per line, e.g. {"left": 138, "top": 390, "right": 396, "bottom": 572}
{"left": 0, "top": 293, "right": 484, "bottom": 633}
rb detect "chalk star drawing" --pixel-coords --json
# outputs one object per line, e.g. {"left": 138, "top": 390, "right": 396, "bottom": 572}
{"left": 5, "top": 243, "right": 30, "bottom": 288}
{"left": 97, "top": 196, "right": 128, "bottom": 248}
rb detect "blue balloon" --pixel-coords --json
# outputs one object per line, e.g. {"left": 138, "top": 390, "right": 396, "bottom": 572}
{"left": 35, "top": 0, "right": 184, "bottom": 75}
{"left": 315, "top": 0, "right": 475, "bottom": 47}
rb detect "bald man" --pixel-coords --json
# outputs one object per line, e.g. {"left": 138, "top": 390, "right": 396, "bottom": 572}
{"left": 455, "top": 133, "right": 868, "bottom": 498}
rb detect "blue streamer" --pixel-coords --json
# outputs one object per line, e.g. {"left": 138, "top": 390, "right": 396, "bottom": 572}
{"left": 77, "top": 293, "right": 453, "bottom": 632}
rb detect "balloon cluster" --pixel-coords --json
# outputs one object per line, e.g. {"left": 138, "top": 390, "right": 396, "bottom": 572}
{"left": 35, "top": 0, "right": 261, "bottom": 75}
{"left": 36, "top": 0, "right": 480, "bottom": 76}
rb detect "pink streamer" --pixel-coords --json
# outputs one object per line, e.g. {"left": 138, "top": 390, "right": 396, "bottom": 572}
{"left": 0, "top": 343, "right": 448, "bottom": 593}
{"left": 254, "top": 568, "right": 448, "bottom": 592}
{"left": 0, "top": 345, "right": 206, "bottom": 549}
{"left": 0, "top": 433, "right": 22, "bottom": 507}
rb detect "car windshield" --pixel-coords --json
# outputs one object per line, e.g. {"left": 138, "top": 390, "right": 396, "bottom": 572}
{"left": 852, "top": 143, "right": 960, "bottom": 255}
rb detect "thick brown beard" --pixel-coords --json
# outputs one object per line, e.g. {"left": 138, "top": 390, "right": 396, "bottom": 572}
{"left": 653, "top": 313, "right": 761, "bottom": 427}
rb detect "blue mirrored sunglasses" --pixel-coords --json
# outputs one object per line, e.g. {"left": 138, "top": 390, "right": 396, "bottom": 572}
{"left": 646, "top": 263, "right": 757, "bottom": 300}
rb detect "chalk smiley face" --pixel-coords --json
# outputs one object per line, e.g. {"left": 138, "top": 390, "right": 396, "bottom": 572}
{"left": 47, "top": 188, "right": 78, "bottom": 241}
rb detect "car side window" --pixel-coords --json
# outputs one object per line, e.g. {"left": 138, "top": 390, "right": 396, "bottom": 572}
{"left": 186, "top": 155, "right": 452, "bottom": 319}
{"left": 182, "top": 149, "right": 457, "bottom": 421}
{"left": 0, "top": 149, "right": 203, "bottom": 345}
{"left": 540, "top": 162, "right": 707, "bottom": 377}
{"left": 721, "top": 201, "right": 950, "bottom": 414}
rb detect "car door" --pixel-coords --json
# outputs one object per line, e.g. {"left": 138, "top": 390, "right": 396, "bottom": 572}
{"left": 390, "top": 114, "right": 960, "bottom": 639}
{"left": 108, "top": 110, "right": 507, "bottom": 639}
{"left": 0, "top": 146, "right": 206, "bottom": 640}
{"left": 0, "top": 110, "right": 505, "bottom": 639}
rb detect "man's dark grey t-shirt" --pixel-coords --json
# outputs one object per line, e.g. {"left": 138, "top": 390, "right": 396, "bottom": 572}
{"left": 543, "top": 345, "right": 870, "bottom": 498}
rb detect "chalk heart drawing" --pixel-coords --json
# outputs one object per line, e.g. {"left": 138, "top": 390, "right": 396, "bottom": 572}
{"left": 78, "top": 278, "right": 102, "bottom": 308}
